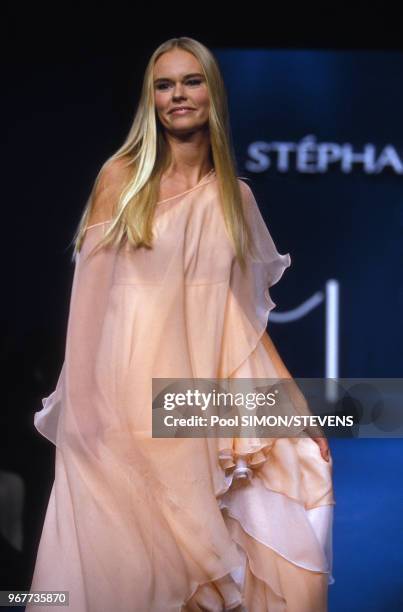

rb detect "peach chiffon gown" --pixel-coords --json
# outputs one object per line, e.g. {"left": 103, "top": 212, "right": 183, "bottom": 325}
{"left": 28, "top": 169, "right": 335, "bottom": 612}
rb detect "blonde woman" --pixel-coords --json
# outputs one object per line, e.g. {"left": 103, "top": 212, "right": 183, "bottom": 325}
{"left": 28, "top": 37, "right": 335, "bottom": 612}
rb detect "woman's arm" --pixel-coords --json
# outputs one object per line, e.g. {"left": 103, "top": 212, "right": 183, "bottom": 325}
{"left": 261, "top": 331, "right": 330, "bottom": 462}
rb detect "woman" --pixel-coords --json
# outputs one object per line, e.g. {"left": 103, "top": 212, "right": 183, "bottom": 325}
{"left": 28, "top": 37, "right": 335, "bottom": 611}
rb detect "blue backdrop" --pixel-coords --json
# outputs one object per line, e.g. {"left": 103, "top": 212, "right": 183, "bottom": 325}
{"left": 215, "top": 49, "right": 403, "bottom": 612}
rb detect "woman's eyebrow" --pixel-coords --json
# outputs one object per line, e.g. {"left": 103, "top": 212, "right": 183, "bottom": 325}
{"left": 154, "top": 73, "right": 204, "bottom": 83}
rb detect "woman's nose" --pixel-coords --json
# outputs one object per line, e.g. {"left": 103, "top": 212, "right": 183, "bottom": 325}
{"left": 172, "top": 83, "right": 186, "bottom": 97}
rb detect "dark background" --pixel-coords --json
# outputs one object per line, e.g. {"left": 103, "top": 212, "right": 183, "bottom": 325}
{"left": 2, "top": 4, "right": 403, "bottom": 611}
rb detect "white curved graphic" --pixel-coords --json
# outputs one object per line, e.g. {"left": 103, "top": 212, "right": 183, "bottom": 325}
{"left": 270, "top": 279, "right": 340, "bottom": 400}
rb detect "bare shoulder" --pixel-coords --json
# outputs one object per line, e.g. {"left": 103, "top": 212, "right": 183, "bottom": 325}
{"left": 98, "top": 156, "right": 132, "bottom": 188}
{"left": 87, "top": 157, "right": 132, "bottom": 226}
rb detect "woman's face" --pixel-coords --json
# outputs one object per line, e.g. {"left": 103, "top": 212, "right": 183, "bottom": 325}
{"left": 153, "top": 49, "right": 210, "bottom": 135}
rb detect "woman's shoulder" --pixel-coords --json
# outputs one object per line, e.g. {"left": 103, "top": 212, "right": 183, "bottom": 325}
{"left": 87, "top": 157, "right": 132, "bottom": 226}
{"left": 236, "top": 176, "right": 256, "bottom": 209}
{"left": 237, "top": 176, "right": 254, "bottom": 194}
{"left": 99, "top": 156, "right": 132, "bottom": 186}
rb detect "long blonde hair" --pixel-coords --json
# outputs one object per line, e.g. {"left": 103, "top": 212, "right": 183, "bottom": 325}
{"left": 71, "top": 37, "right": 252, "bottom": 270}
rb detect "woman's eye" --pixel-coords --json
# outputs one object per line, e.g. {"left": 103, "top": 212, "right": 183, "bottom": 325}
{"left": 156, "top": 79, "right": 202, "bottom": 90}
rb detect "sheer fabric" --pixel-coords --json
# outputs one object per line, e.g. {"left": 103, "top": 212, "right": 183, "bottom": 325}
{"left": 28, "top": 171, "right": 335, "bottom": 611}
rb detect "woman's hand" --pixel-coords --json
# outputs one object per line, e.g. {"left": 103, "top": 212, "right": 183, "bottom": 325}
{"left": 311, "top": 435, "right": 330, "bottom": 462}
{"left": 259, "top": 332, "right": 331, "bottom": 464}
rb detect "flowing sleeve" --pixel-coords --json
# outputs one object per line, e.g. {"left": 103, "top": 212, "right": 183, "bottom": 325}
{"left": 218, "top": 180, "right": 292, "bottom": 379}
{"left": 33, "top": 221, "right": 119, "bottom": 448}
{"left": 242, "top": 181, "right": 292, "bottom": 314}
{"left": 218, "top": 180, "right": 326, "bottom": 479}
{"left": 238, "top": 182, "right": 324, "bottom": 434}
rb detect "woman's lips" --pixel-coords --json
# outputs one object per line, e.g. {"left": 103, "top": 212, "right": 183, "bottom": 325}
{"left": 170, "top": 108, "right": 195, "bottom": 115}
